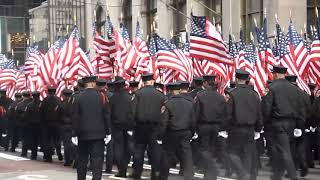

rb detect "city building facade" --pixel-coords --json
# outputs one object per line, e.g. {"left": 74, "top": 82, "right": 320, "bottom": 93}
{"left": 28, "top": 0, "right": 318, "bottom": 52}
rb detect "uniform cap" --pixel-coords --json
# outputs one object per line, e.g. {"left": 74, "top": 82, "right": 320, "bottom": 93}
{"left": 272, "top": 65, "right": 287, "bottom": 74}
{"left": 285, "top": 75, "right": 297, "bottom": 83}
{"left": 22, "top": 91, "right": 31, "bottom": 97}
{"left": 129, "top": 80, "right": 139, "bottom": 88}
{"left": 77, "top": 79, "right": 84, "bottom": 87}
{"left": 32, "top": 91, "right": 40, "bottom": 97}
{"left": 62, "top": 89, "right": 73, "bottom": 96}
{"left": 15, "top": 93, "right": 22, "bottom": 98}
{"left": 202, "top": 75, "right": 215, "bottom": 82}
{"left": 166, "top": 82, "right": 180, "bottom": 91}
{"left": 235, "top": 69, "right": 250, "bottom": 80}
{"left": 96, "top": 78, "right": 107, "bottom": 86}
{"left": 113, "top": 76, "right": 125, "bottom": 85}
{"left": 177, "top": 81, "right": 190, "bottom": 89}
{"left": 47, "top": 86, "right": 57, "bottom": 93}
{"left": 154, "top": 82, "right": 164, "bottom": 89}
{"left": 141, "top": 73, "right": 154, "bottom": 81}
{"left": 82, "top": 76, "right": 97, "bottom": 84}
{"left": 106, "top": 80, "right": 114, "bottom": 87}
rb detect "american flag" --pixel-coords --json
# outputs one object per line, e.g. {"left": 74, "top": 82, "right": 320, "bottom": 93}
{"left": 93, "top": 21, "right": 115, "bottom": 79}
{"left": 42, "top": 38, "right": 66, "bottom": 86}
{"left": 309, "top": 21, "right": 320, "bottom": 85}
{"left": 243, "top": 43, "right": 256, "bottom": 81}
{"left": 256, "top": 17, "right": 277, "bottom": 80}
{"left": 147, "top": 34, "right": 160, "bottom": 82}
{"left": 276, "top": 23, "right": 310, "bottom": 94}
{"left": 119, "top": 23, "right": 138, "bottom": 75}
{"left": 287, "top": 21, "right": 310, "bottom": 77}
{"left": 190, "top": 14, "right": 232, "bottom": 65}
{"left": 51, "top": 26, "right": 81, "bottom": 81}
{"left": 236, "top": 30, "right": 246, "bottom": 69}
{"left": 133, "top": 21, "right": 152, "bottom": 81}
{"left": 153, "top": 34, "right": 191, "bottom": 82}
{"left": 24, "top": 46, "right": 43, "bottom": 75}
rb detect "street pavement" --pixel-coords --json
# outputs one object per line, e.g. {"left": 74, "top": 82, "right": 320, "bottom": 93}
{"left": 1, "top": 147, "right": 320, "bottom": 180}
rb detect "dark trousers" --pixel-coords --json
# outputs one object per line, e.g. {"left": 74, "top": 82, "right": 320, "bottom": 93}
{"left": 26, "top": 124, "right": 41, "bottom": 158}
{"left": 291, "top": 135, "right": 308, "bottom": 171}
{"left": 61, "top": 126, "right": 74, "bottom": 164}
{"left": 227, "top": 128, "right": 255, "bottom": 180}
{"left": 133, "top": 124, "right": 161, "bottom": 179}
{"left": 105, "top": 137, "right": 114, "bottom": 172}
{"left": 197, "top": 124, "right": 219, "bottom": 180}
{"left": 113, "top": 127, "right": 130, "bottom": 176}
{"left": 159, "top": 130, "right": 194, "bottom": 180}
{"left": 305, "top": 132, "right": 315, "bottom": 167}
{"left": 77, "top": 139, "right": 105, "bottom": 180}
{"left": 269, "top": 131, "right": 297, "bottom": 180}
{"left": 44, "top": 125, "right": 60, "bottom": 161}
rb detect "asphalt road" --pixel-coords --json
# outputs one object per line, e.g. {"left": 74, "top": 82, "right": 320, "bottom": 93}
{"left": 1, "top": 147, "right": 320, "bottom": 180}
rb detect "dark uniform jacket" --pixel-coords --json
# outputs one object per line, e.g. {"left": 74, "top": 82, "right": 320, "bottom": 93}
{"left": 72, "top": 88, "right": 111, "bottom": 140}
{"left": 189, "top": 87, "right": 203, "bottom": 99}
{"left": 262, "top": 79, "right": 304, "bottom": 130}
{"left": 59, "top": 98, "right": 73, "bottom": 127}
{"left": 109, "top": 89, "right": 135, "bottom": 130}
{"left": 27, "top": 98, "right": 42, "bottom": 125}
{"left": 41, "top": 95, "right": 61, "bottom": 127}
{"left": 227, "top": 84, "right": 263, "bottom": 132}
{"left": 195, "top": 87, "right": 227, "bottom": 130}
{"left": 16, "top": 98, "right": 33, "bottom": 127}
{"left": 161, "top": 94, "right": 196, "bottom": 135}
{"left": 0, "top": 96, "right": 13, "bottom": 131}
{"left": 311, "top": 96, "right": 320, "bottom": 127}
{"left": 134, "top": 85, "right": 165, "bottom": 124}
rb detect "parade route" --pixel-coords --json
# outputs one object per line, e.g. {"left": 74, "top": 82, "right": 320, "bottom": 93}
{"left": 1, "top": 149, "right": 320, "bottom": 180}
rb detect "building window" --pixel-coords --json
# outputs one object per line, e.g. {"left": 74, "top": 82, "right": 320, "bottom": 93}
{"left": 307, "top": 0, "right": 320, "bottom": 35}
{"left": 241, "top": 0, "right": 263, "bottom": 41}
{"left": 146, "top": 0, "right": 157, "bottom": 35}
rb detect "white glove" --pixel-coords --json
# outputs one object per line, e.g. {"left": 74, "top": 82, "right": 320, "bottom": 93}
{"left": 310, "top": 127, "right": 317, "bottom": 132}
{"left": 156, "top": 140, "right": 162, "bottom": 145}
{"left": 104, "top": 135, "right": 112, "bottom": 145}
{"left": 305, "top": 129, "right": 311, "bottom": 133}
{"left": 190, "top": 133, "right": 198, "bottom": 141}
{"left": 2, "top": 133, "right": 7, "bottom": 137}
{"left": 293, "top": 129, "right": 302, "bottom": 138}
{"left": 127, "top": 131, "right": 133, "bottom": 136}
{"left": 254, "top": 132, "right": 260, "bottom": 140}
{"left": 71, "top": 137, "right": 78, "bottom": 146}
{"left": 218, "top": 131, "right": 228, "bottom": 138}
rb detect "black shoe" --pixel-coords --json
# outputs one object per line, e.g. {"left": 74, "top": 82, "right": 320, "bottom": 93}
{"left": 58, "top": 154, "right": 63, "bottom": 161}
{"left": 30, "top": 156, "right": 37, "bottom": 160}
{"left": 104, "top": 169, "right": 112, "bottom": 174}
{"left": 115, "top": 173, "right": 127, "bottom": 178}
{"left": 300, "top": 168, "right": 308, "bottom": 177}
{"left": 10, "top": 149, "right": 15, "bottom": 152}
{"left": 127, "top": 174, "right": 139, "bottom": 179}
{"left": 64, "top": 162, "right": 71, "bottom": 166}
{"left": 44, "top": 159, "right": 52, "bottom": 163}
{"left": 20, "top": 154, "right": 27, "bottom": 157}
